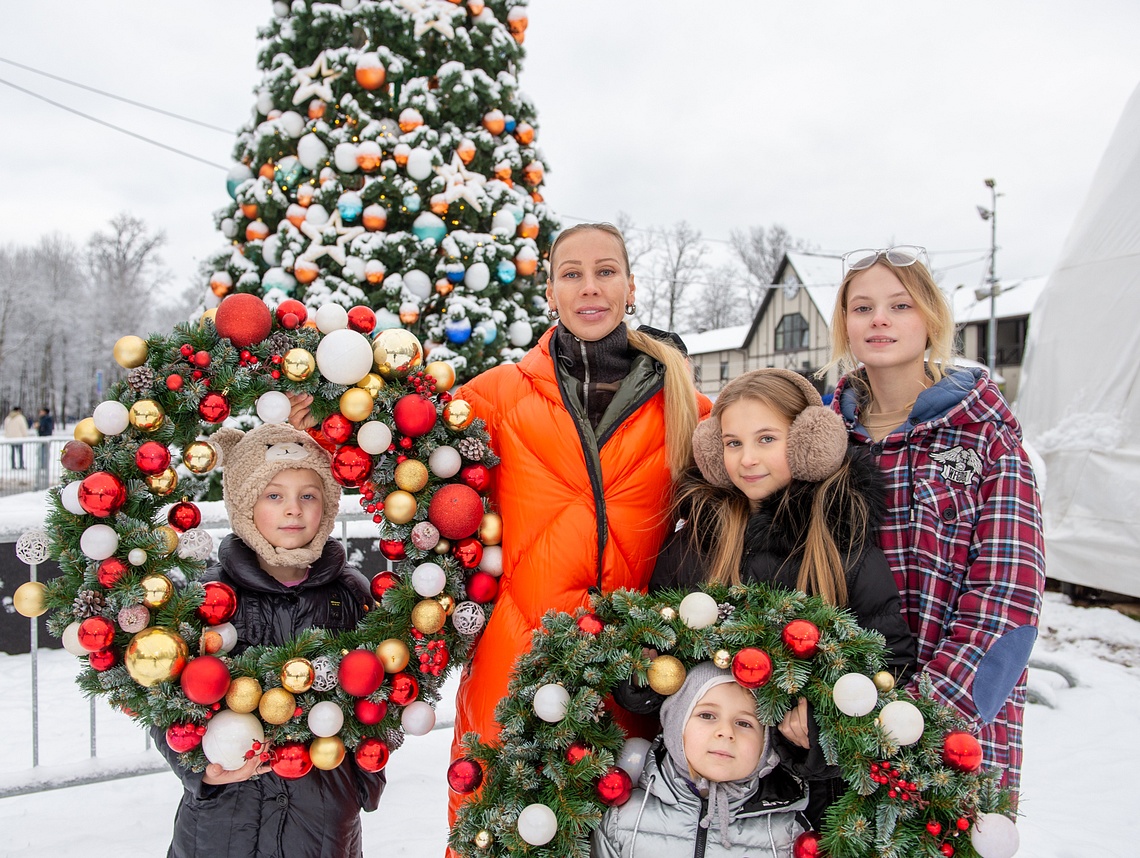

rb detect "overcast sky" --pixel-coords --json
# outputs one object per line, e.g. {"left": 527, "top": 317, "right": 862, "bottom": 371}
{"left": 1, "top": 0, "right": 1138, "bottom": 304}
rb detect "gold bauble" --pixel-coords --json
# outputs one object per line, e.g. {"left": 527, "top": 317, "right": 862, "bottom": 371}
{"left": 225, "top": 675, "right": 263, "bottom": 713}
{"left": 200, "top": 307, "right": 218, "bottom": 326}
{"left": 13, "top": 581, "right": 48, "bottom": 618}
{"left": 873, "top": 670, "right": 896, "bottom": 693}
{"left": 339, "top": 387, "right": 375, "bottom": 422}
{"left": 660, "top": 606, "right": 678, "bottom": 622}
{"left": 309, "top": 736, "right": 346, "bottom": 770}
{"left": 146, "top": 467, "right": 179, "bottom": 496}
{"left": 411, "top": 599, "right": 446, "bottom": 634}
{"left": 432, "top": 538, "right": 451, "bottom": 555}
{"left": 129, "top": 399, "right": 166, "bottom": 433}
{"left": 73, "top": 417, "right": 104, "bottom": 446}
{"left": 394, "top": 459, "right": 429, "bottom": 493}
{"left": 156, "top": 525, "right": 180, "bottom": 556}
{"left": 474, "top": 830, "right": 493, "bottom": 850}
{"left": 141, "top": 574, "right": 174, "bottom": 608}
{"left": 442, "top": 399, "right": 474, "bottom": 431}
{"left": 372, "top": 328, "right": 423, "bottom": 379}
{"left": 375, "top": 638, "right": 411, "bottom": 673}
{"left": 124, "top": 627, "right": 190, "bottom": 687}
{"left": 438, "top": 594, "right": 456, "bottom": 616}
{"left": 259, "top": 686, "right": 297, "bottom": 725}
{"left": 113, "top": 335, "right": 149, "bottom": 369}
{"left": 383, "top": 490, "right": 417, "bottom": 525}
{"left": 356, "top": 372, "right": 386, "bottom": 399}
{"left": 182, "top": 440, "right": 218, "bottom": 474}
{"left": 423, "top": 360, "right": 456, "bottom": 392}
{"left": 647, "top": 655, "right": 687, "bottom": 695}
{"left": 478, "top": 512, "right": 503, "bottom": 546}
{"left": 283, "top": 348, "right": 316, "bottom": 381}
{"left": 713, "top": 649, "right": 732, "bottom": 670}
{"left": 281, "top": 657, "right": 315, "bottom": 693}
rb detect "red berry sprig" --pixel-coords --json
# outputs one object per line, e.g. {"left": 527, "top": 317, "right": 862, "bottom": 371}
{"left": 406, "top": 369, "right": 438, "bottom": 397}
{"left": 868, "top": 760, "right": 925, "bottom": 806}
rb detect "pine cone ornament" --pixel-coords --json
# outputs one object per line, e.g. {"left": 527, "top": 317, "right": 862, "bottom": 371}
{"left": 72, "top": 589, "right": 106, "bottom": 619}
{"left": 458, "top": 438, "right": 486, "bottom": 461}
{"left": 266, "top": 331, "right": 293, "bottom": 357}
{"left": 717, "top": 602, "right": 736, "bottom": 623}
{"left": 127, "top": 366, "right": 157, "bottom": 393}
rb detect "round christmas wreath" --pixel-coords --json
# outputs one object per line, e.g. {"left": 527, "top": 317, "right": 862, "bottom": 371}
{"left": 13, "top": 293, "right": 501, "bottom": 778}
{"left": 449, "top": 585, "right": 1020, "bottom": 858}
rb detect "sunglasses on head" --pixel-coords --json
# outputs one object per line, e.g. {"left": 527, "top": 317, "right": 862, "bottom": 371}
{"left": 842, "top": 245, "right": 929, "bottom": 275}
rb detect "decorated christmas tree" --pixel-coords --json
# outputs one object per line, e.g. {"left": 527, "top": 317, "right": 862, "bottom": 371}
{"left": 205, "top": 0, "right": 557, "bottom": 382}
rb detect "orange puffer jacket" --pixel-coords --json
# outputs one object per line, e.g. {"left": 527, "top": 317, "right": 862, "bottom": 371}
{"left": 448, "top": 327, "right": 708, "bottom": 822}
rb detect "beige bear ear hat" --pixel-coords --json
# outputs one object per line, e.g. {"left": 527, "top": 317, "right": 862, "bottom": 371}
{"left": 211, "top": 423, "right": 342, "bottom": 569}
{"left": 691, "top": 368, "right": 848, "bottom": 489}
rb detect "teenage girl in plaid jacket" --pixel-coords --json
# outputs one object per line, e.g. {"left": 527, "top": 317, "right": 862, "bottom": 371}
{"left": 824, "top": 246, "right": 1045, "bottom": 808}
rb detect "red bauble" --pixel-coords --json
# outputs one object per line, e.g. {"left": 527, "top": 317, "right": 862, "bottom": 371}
{"left": 378, "top": 540, "right": 407, "bottom": 561}
{"left": 77, "top": 615, "right": 116, "bottom": 652}
{"left": 793, "top": 830, "right": 823, "bottom": 858}
{"left": 78, "top": 471, "right": 127, "bottom": 518}
{"left": 275, "top": 299, "right": 308, "bottom": 329}
{"left": 465, "top": 571, "right": 498, "bottom": 604}
{"left": 388, "top": 671, "right": 419, "bottom": 705}
{"left": 596, "top": 766, "right": 633, "bottom": 806}
{"left": 354, "top": 737, "right": 390, "bottom": 772}
{"left": 339, "top": 649, "right": 385, "bottom": 697}
{"left": 88, "top": 647, "right": 117, "bottom": 671}
{"left": 942, "top": 730, "right": 983, "bottom": 772}
{"left": 168, "top": 500, "right": 202, "bottom": 532}
{"left": 198, "top": 392, "right": 231, "bottom": 424}
{"left": 459, "top": 463, "right": 491, "bottom": 493}
{"left": 214, "top": 293, "right": 273, "bottom": 347}
{"left": 346, "top": 305, "right": 377, "bottom": 334}
{"left": 321, "top": 413, "right": 354, "bottom": 445}
{"left": 271, "top": 741, "right": 314, "bottom": 779}
{"left": 166, "top": 373, "right": 184, "bottom": 391}
{"left": 180, "top": 655, "right": 232, "bottom": 704}
{"left": 566, "top": 741, "right": 593, "bottom": 765}
{"left": 307, "top": 426, "right": 338, "bottom": 454}
{"left": 370, "top": 571, "right": 400, "bottom": 600}
{"left": 447, "top": 757, "right": 484, "bottom": 794}
{"left": 782, "top": 619, "right": 821, "bottom": 658}
{"left": 354, "top": 697, "right": 388, "bottom": 725}
{"left": 97, "top": 557, "right": 128, "bottom": 588}
{"left": 166, "top": 722, "right": 204, "bottom": 753}
{"left": 452, "top": 537, "right": 483, "bottom": 569}
{"left": 331, "top": 445, "right": 372, "bottom": 487}
{"left": 731, "top": 647, "right": 773, "bottom": 689}
{"left": 577, "top": 613, "right": 604, "bottom": 635}
{"left": 196, "top": 581, "right": 238, "bottom": 625}
{"left": 393, "top": 394, "right": 437, "bottom": 437}
{"left": 428, "top": 483, "right": 484, "bottom": 539}
{"left": 135, "top": 441, "right": 172, "bottom": 475}
{"left": 60, "top": 440, "right": 95, "bottom": 472}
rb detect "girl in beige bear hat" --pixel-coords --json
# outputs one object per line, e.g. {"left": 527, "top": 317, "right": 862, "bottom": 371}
{"left": 153, "top": 423, "right": 384, "bottom": 858}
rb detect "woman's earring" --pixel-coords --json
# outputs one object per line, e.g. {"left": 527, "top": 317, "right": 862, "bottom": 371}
{"left": 547, "top": 308, "right": 560, "bottom": 321}
{"left": 625, "top": 303, "right": 637, "bottom": 315}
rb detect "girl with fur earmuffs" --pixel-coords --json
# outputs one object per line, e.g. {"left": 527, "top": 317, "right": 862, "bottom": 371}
{"left": 642, "top": 368, "right": 917, "bottom": 830}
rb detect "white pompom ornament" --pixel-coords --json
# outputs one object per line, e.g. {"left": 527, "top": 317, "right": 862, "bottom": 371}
{"left": 202, "top": 710, "right": 266, "bottom": 771}
{"left": 532, "top": 683, "right": 570, "bottom": 723}
{"left": 678, "top": 592, "right": 719, "bottom": 629}
{"left": 308, "top": 700, "right": 346, "bottom": 738}
{"left": 428, "top": 445, "right": 462, "bottom": 478}
{"left": 92, "top": 400, "right": 130, "bottom": 435}
{"left": 831, "top": 673, "right": 880, "bottom": 717}
{"left": 411, "top": 562, "right": 447, "bottom": 597}
{"left": 357, "top": 421, "right": 393, "bottom": 454}
{"left": 316, "top": 329, "right": 374, "bottom": 385}
{"left": 256, "top": 391, "right": 292, "bottom": 424}
{"left": 80, "top": 524, "right": 119, "bottom": 561}
{"left": 970, "top": 813, "right": 1020, "bottom": 858}
{"left": 517, "top": 803, "right": 558, "bottom": 846}
{"left": 877, "top": 699, "right": 925, "bottom": 746}
{"left": 401, "top": 700, "right": 436, "bottom": 736}
{"left": 616, "top": 737, "right": 652, "bottom": 781}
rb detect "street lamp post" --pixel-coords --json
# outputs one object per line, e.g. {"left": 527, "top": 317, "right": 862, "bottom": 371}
{"left": 976, "top": 178, "right": 1001, "bottom": 377}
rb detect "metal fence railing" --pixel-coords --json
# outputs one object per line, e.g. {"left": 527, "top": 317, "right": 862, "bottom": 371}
{"left": 0, "top": 437, "right": 68, "bottom": 496}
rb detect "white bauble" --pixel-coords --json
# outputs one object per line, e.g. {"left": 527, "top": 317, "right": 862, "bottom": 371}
{"left": 342, "top": 0, "right": 359, "bottom": 8}
{"left": 256, "top": 391, "right": 292, "bottom": 424}
{"left": 61, "top": 481, "right": 85, "bottom": 515}
{"left": 517, "top": 803, "right": 558, "bottom": 846}
{"left": 532, "top": 683, "right": 570, "bottom": 723}
{"left": 262, "top": 234, "right": 282, "bottom": 265}
{"left": 402, "top": 269, "right": 432, "bottom": 300}
{"left": 177, "top": 529, "right": 213, "bottom": 562}
{"left": 314, "top": 302, "right": 349, "bottom": 333}
{"left": 270, "top": 3, "right": 289, "bottom": 20}
{"left": 491, "top": 210, "right": 516, "bottom": 234}
{"left": 307, "top": 700, "right": 346, "bottom": 738}
{"left": 207, "top": 622, "right": 238, "bottom": 654}
{"left": 428, "top": 445, "right": 462, "bottom": 478}
{"left": 357, "top": 421, "right": 393, "bottom": 455}
{"left": 478, "top": 545, "right": 503, "bottom": 577}
{"left": 297, "top": 133, "right": 330, "bottom": 170}
{"left": 92, "top": 400, "right": 130, "bottom": 435}
{"left": 228, "top": 162, "right": 254, "bottom": 191}
{"left": 61, "top": 621, "right": 87, "bottom": 657}
{"left": 401, "top": 700, "right": 436, "bottom": 736}
{"left": 406, "top": 148, "right": 434, "bottom": 180}
{"left": 221, "top": 217, "right": 237, "bottom": 239}
{"left": 311, "top": 655, "right": 338, "bottom": 692}
{"left": 508, "top": 320, "right": 533, "bottom": 348}
{"left": 411, "top": 562, "right": 447, "bottom": 598}
{"left": 831, "top": 673, "right": 879, "bottom": 717}
{"left": 128, "top": 548, "right": 148, "bottom": 566}
{"left": 451, "top": 601, "right": 485, "bottom": 637}
{"left": 79, "top": 524, "right": 119, "bottom": 561}
{"left": 877, "top": 700, "right": 925, "bottom": 746}
{"left": 202, "top": 710, "right": 266, "bottom": 771}
{"left": 316, "top": 329, "right": 373, "bottom": 385}
{"left": 970, "top": 813, "right": 1020, "bottom": 858}
{"left": 375, "top": 308, "right": 401, "bottom": 330}
{"left": 334, "top": 142, "right": 359, "bottom": 172}
{"left": 262, "top": 267, "right": 296, "bottom": 294}
{"left": 278, "top": 110, "right": 305, "bottom": 138}
{"left": 616, "top": 737, "right": 652, "bottom": 781}
{"left": 678, "top": 592, "right": 719, "bottom": 630}
{"left": 464, "top": 261, "right": 490, "bottom": 291}
{"left": 305, "top": 203, "right": 331, "bottom": 225}
{"left": 342, "top": 255, "right": 365, "bottom": 281}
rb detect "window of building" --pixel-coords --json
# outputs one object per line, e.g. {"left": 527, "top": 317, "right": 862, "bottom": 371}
{"left": 774, "top": 313, "right": 810, "bottom": 353}
{"left": 719, "top": 360, "right": 729, "bottom": 383}
{"left": 693, "top": 364, "right": 703, "bottom": 385}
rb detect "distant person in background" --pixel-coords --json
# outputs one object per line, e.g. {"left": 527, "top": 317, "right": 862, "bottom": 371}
{"left": 36, "top": 407, "right": 54, "bottom": 472}
{"left": 4, "top": 406, "right": 28, "bottom": 469}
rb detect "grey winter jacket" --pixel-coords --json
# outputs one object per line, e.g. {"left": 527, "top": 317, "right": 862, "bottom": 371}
{"left": 591, "top": 739, "right": 808, "bottom": 858}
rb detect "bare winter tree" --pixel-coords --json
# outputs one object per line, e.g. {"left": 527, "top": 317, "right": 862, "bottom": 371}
{"left": 685, "top": 263, "right": 749, "bottom": 332}
{"left": 639, "top": 220, "right": 708, "bottom": 331}
{"left": 730, "top": 224, "right": 810, "bottom": 314}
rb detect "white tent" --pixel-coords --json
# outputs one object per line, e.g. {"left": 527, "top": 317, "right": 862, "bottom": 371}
{"left": 1017, "top": 82, "right": 1140, "bottom": 597}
